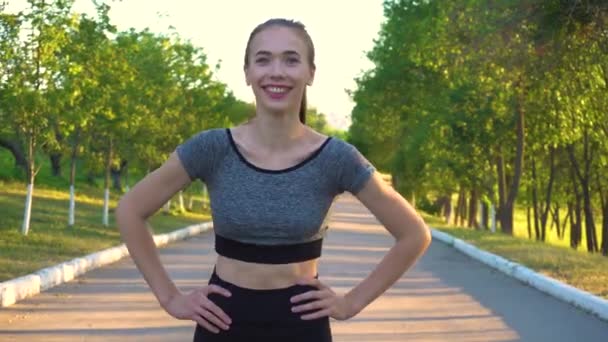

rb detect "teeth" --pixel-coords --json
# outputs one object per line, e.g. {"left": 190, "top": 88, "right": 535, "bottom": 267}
{"left": 267, "top": 87, "right": 288, "bottom": 93}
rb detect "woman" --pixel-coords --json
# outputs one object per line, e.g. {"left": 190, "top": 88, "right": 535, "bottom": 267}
{"left": 115, "top": 18, "right": 431, "bottom": 341}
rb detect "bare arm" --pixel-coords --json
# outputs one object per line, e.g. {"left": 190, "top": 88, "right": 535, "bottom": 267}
{"left": 115, "top": 152, "right": 193, "bottom": 308}
{"left": 345, "top": 172, "right": 432, "bottom": 314}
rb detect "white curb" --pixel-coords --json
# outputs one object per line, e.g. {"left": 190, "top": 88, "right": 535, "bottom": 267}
{"left": 0, "top": 222, "right": 213, "bottom": 308}
{"left": 431, "top": 228, "right": 608, "bottom": 322}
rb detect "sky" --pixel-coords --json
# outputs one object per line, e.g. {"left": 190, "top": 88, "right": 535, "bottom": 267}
{"left": 6, "top": 0, "right": 386, "bottom": 130}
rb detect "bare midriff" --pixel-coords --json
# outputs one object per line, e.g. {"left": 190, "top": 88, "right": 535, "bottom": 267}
{"left": 215, "top": 255, "right": 319, "bottom": 289}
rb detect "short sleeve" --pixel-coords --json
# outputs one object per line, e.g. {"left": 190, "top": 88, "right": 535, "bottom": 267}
{"left": 336, "top": 143, "right": 376, "bottom": 195}
{"left": 175, "top": 129, "right": 218, "bottom": 182}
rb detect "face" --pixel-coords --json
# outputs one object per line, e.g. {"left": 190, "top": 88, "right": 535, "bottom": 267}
{"left": 245, "top": 26, "right": 315, "bottom": 115}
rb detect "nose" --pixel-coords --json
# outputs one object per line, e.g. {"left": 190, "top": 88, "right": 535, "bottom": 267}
{"left": 269, "top": 60, "right": 285, "bottom": 78}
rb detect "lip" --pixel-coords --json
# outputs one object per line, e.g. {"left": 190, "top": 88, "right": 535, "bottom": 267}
{"left": 262, "top": 84, "right": 293, "bottom": 89}
{"left": 262, "top": 84, "right": 292, "bottom": 100}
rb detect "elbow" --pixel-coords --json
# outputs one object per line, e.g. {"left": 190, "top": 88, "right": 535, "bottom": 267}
{"left": 420, "top": 223, "right": 432, "bottom": 250}
{"left": 115, "top": 196, "right": 141, "bottom": 235}
{"left": 415, "top": 216, "right": 432, "bottom": 250}
{"left": 115, "top": 194, "right": 151, "bottom": 227}
{"left": 396, "top": 220, "right": 432, "bottom": 252}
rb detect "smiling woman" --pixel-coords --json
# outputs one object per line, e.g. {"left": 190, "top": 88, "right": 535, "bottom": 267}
{"left": 243, "top": 19, "right": 316, "bottom": 125}
{"left": 116, "top": 18, "right": 431, "bottom": 342}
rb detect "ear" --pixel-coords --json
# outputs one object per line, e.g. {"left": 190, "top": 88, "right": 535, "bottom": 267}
{"left": 307, "top": 66, "right": 316, "bottom": 86}
{"left": 244, "top": 67, "right": 251, "bottom": 86}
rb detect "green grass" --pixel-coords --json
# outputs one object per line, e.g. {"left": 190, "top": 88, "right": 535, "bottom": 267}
{"left": 0, "top": 180, "right": 211, "bottom": 282}
{"left": 423, "top": 213, "right": 608, "bottom": 300}
{"left": 511, "top": 206, "right": 604, "bottom": 251}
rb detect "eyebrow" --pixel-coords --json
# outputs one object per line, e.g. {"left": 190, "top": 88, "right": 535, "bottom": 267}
{"left": 254, "top": 50, "right": 301, "bottom": 57}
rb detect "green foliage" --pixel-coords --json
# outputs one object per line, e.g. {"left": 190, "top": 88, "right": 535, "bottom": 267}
{"left": 0, "top": 1, "right": 263, "bottom": 234}
{"left": 0, "top": 1, "right": 244, "bottom": 185}
{"left": 353, "top": 0, "right": 608, "bottom": 252}
{"left": 306, "top": 107, "right": 345, "bottom": 137}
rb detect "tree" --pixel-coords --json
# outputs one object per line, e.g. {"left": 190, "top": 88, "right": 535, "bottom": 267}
{"left": 6, "top": 0, "right": 74, "bottom": 235}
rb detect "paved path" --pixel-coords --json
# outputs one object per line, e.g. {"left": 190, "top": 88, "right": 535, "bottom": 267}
{"left": 1, "top": 194, "right": 607, "bottom": 341}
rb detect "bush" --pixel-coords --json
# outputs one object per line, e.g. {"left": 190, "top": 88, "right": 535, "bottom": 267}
{"left": 417, "top": 195, "right": 442, "bottom": 215}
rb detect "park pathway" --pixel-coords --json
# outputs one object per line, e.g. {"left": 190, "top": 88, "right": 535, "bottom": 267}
{"left": 0, "top": 193, "right": 607, "bottom": 341}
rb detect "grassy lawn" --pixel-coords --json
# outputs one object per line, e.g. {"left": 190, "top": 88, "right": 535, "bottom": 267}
{"left": 0, "top": 181, "right": 211, "bottom": 282}
{"left": 423, "top": 212, "right": 608, "bottom": 300}
{"left": 511, "top": 206, "right": 604, "bottom": 251}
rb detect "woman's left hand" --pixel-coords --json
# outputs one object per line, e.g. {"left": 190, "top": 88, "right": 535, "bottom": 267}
{"left": 290, "top": 278, "right": 358, "bottom": 321}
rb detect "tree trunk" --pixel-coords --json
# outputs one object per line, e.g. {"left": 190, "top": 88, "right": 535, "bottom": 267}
{"left": 490, "top": 204, "right": 497, "bottom": 232}
{"left": 596, "top": 169, "right": 608, "bottom": 256}
{"left": 526, "top": 203, "right": 532, "bottom": 239}
{"left": 568, "top": 202, "right": 582, "bottom": 250}
{"left": 455, "top": 187, "right": 465, "bottom": 226}
{"left": 111, "top": 168, "right": 122, "bottom": 191}
{"left": 581, "top": 183, "right": 598, "bottom": 253}
{"left": 453, "top": 192, "right": 460, "bottom": 226}
{"left": 438, "top": 195, "right": 452, "bottom": 223}
{"left": 539, "top": 147, "right": 556, "bottom": 242}
{"left": 501, "top": 201, "right": 515, "bottom": 234}
{"left": 499, "top": 96, "right": 525, "bottom": 235}
{"left": 178, "top": 190, "right": 185, "bottom": 212}
{"left": 601, "top": 200, "right": 608, "bottom": 256}
{"left": 461, "top": 188, "right": 468, "bottom": 226}
{"left": 568, "top": 161, "right": 582, "bottom": 249}
{"left": 103, "top": 138, "right": 113, "bottom": 227}
{"left": 22, "top": 183, "right": 34, "bottom": 235}
{"left": 68, "top": 133, "right": 79, "bottom": 227}
{"left": 559, "top": 206, "right": 569, "bottom": 240}
{"left": 481, "top": 201, "right": 489, "bottom": 230}
{"left": 468, "top": 189, "right": 479, "bottom": 229}
{"left": 49, "top": 152, "right": 61, "bottom": 177}
{"left": 188, "top": 195, "right": 194, "bottom": 211}
{"left": 111, "top": 159, "right": 128, "bottom": 191}
{"left": 550, "top": 204, "right": 566, "bottom": 240}
{"left": 496, "top": 151, "right": 506, "bottom": 222}
{"left": 567, "top": 137, "right": 598, "bottom": 253}
{"left": 22, "top": 132, "right": 36, "bottom": 235}
{"left": 0, "top": 136, "right": 28, "bottom": 172}
{"left": 69, "top": 154, "right": 77, "bottom": 227}
{"left": 531, "top": 157, "right": 541, "bottom": 240}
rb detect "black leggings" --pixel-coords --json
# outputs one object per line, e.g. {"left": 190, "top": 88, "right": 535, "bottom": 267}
{"left": 193, "top": 268, "right": 332, "bottom": 341}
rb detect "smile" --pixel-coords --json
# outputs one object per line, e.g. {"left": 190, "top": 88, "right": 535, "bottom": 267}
{"left": 264, "top": 86, "right": 290, "bottom": 93}
{"left": 263, "top": 86, "right": 291, "bottom": 99}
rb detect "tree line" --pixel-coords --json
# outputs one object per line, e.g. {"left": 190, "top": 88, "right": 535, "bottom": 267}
{"left": 349, "top": 0, "right": 608, "bottom": 255}
{"left": 0, "top": 0, "right": 339, "bottom": 234}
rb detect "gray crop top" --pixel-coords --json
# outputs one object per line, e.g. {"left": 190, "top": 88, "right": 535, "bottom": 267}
{"left": 175, "top": 127, "right": 376, "bottom": 246}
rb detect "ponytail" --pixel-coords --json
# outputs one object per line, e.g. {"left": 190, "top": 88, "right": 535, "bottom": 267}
{"left": 299, "top": 90, "right": 307, "bottom": 124}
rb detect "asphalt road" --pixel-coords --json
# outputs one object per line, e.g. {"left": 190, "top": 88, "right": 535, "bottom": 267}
{"left": 1, "top": 194, "right": 607, "bottom": 341}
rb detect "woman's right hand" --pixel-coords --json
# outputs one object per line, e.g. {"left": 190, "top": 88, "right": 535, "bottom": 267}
{"left": 163, "top": 285, "right": 233, "bottom": 334}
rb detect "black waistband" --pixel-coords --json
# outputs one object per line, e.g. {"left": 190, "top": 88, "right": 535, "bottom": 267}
{"left": 214, "top": 234, "right": 323, "bottom": 264}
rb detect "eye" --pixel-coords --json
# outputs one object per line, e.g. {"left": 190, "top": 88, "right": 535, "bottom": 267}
{"left": 255, "top": 57, "right": 269, "bottom": 64}
{"left": 286, "top": 57, "right": 300, "bottom": 65}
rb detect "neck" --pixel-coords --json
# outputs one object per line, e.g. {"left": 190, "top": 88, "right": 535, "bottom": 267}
{"left": 247, "top": 109, "right": 306, "bottom": 151}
